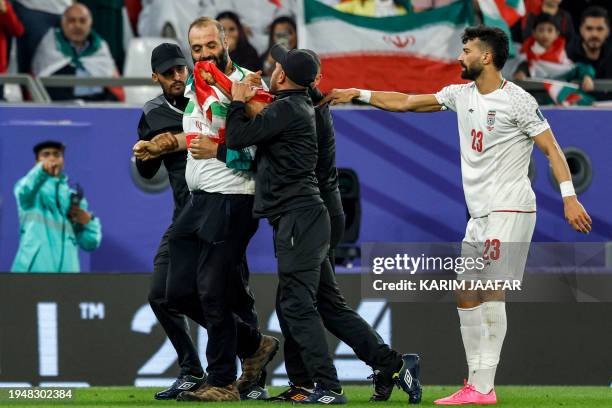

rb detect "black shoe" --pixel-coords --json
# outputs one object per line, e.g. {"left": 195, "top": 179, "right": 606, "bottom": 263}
{"left": 298, "top": 385, "right": 347, "bottom": 404}
{"left": 154, "top": 373, "right": 207, "bottom": 400}
{"left": 393, "top": 354, "right": 422, "bottom": 404}
{"left": 267, "top": 383, "right": 313, "bottom": 402}
{"left": 368, "top": 370, "right": 394, "bottom": 402}
{"left": 241, "top": 384, "right": 270, "bottom": 400}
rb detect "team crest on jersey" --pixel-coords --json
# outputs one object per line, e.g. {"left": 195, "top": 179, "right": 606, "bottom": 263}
{"left": 486, "top": 110, "right": 496, "bottom": 131}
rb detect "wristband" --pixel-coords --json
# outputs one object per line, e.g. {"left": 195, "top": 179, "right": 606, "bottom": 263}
{"left": 560, "top": 181, "right": 576, "bottom": 197}
{"left": 357, "top": 89, "right": 372, "bottom": 104}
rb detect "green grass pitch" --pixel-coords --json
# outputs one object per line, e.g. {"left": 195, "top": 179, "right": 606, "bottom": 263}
{"left": 2, "top": 385, "right": 610, "bottom": 407}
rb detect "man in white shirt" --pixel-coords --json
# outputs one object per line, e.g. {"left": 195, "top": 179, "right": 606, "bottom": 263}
{"left": 135, "top": 17, "right": 277, "bottom": 402}
{"left": 322, "top": 25, "right": 592, "bottom": 405}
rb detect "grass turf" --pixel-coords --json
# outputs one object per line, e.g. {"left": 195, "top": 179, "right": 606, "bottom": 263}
{"left": 1, "top": 385, "right": 610, "bottom": 407}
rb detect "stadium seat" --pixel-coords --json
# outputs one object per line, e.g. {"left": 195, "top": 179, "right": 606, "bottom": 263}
{"left": 123, "top": 37, "right": 180, "bottom": 105}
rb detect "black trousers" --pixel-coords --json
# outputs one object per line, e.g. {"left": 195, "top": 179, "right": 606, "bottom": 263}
{"left": 167, "top": 192, "right": 262, "bottom": 386}
{"left": 279, "top": 214, "right": 402, "bottom": 387}
{"left": 148, "top": 224, "right": 203, "bottom": 377}
{"left": 273, "top": 205, "right": 341, "bottom": 391}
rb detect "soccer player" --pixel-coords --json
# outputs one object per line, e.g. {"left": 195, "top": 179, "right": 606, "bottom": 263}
{"left": 321, "top": 25, "right": 592, "bottom": 405}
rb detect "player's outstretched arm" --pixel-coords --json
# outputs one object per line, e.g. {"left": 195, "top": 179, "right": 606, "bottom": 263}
{"left": 534, "top": 130, "right": 592, "bottom": 234}
{"left": 319, "top": 88, "right": 443, "bottom": 112}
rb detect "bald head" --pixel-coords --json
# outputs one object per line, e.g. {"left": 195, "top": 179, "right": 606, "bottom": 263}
{"left": 62, "top": 4, "right": 92, "bottom": 46}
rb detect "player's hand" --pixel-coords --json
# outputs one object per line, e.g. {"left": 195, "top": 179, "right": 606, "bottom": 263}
{"left": 244, "top": 71, "right": 263, "bottom": 87}
{"left": 199, "top": 67, "right": 216, "bottom": 85}
{"left": 231, "top": 81, "right": 257, "bottom": 102}
{"left": 318, "top": 88, "right": 360, "bottom": 106}
{"left": 581, "top": 76, "right": 595, "bottom": 92}
{"left": 0, "top": 0, "right": 7, "bottom": 13}
{"left": 563, "top": 196, "right": 592, "bottom": 234}
{"left": 151, "top": 132, "right": 178, "bottom": 151}
{"left": 68, "top": 205, "right": 92, "bottom": 225}
{"left": 41, "top": 159, "right": 61, "bottom": 177}
{"left": 189, "top": 135, "right": 218, "bottom": 160}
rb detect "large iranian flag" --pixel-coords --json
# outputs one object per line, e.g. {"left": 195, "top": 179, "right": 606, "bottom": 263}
{"left": 303, "top": 0, "right": 474, "bottom": 93}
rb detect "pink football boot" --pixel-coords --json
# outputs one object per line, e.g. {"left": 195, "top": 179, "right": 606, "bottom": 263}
{"left": 434, "top": 380, "right": 497, "bottom": 405}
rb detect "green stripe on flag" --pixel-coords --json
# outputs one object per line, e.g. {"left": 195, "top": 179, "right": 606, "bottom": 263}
{"left": 185, "top": 100, "right": 195, "bottom": 115}
{"left": 304, "top": 0, "right": 474, "bottom": 33}
{"left": 210, "top": 102, "right": 228, "bottom": 117}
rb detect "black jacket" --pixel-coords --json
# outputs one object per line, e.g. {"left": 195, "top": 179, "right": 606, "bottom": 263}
{"left": 225, "top": 89, "right": 323, "bottom": 218}
{"left": 309, "top": 87, "right": 343, "bottom": 217}
{"left": 136, "top": 93, "right": 189, "bottom": 221}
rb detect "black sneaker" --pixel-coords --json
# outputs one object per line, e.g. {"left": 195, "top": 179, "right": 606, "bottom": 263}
{"left": 298, "top": 385, "right": 347, "bottom": 404}
{"left": 368, "top": 370, "right": 394, "bottom": 402}
{"left": 267, "top": 383, "right": 313, "bottom": 402}
{"left": 154, "top": 373, "right": 207, "bottom": 400}
{"left": 393, "top": 354, "right": 422, "bottom": 404}
{"left": 241, "top": 384, "right": 270, "bottom": 400}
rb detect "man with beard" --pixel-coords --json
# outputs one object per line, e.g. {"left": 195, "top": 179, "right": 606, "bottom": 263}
{"left": 133, "top": 43, "right": 206, "bottom": 400}
{"left": 567, "top": 6, "right": 612, "bottom": 79}
{"left": 135, "top": 17, "right": 278, "bottom": 403}
{"left": 322, "top": 26, "right": 591, "bottom": 405}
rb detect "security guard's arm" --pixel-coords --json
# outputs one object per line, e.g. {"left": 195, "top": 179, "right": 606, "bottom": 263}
{"left": 225, "top": 100, "right": 289, "bottom": 150}
{"left": 134, "top": 114, "right": 163, "bottom": 179}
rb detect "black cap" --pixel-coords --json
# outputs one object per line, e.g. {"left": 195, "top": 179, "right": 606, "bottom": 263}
{"left": 33, "top": 140, "right": 65, "bottom": 156}
{"left": 302, "top": 49, "right": 321, "bottom": 68}
{"left": 271, "top": 44, "right": 318, "bottom": 87}
{"left": 151, "top": 43, "right": 188, "bottom": 74}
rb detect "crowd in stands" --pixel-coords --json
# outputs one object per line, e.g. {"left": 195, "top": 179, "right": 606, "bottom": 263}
{"left": 0, "top": 0, "right": 611, "bottom": 103}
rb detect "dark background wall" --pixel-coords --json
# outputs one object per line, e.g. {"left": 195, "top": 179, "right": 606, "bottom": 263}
{"left": 0, "top": 274, "right": 610, "bottom": 387}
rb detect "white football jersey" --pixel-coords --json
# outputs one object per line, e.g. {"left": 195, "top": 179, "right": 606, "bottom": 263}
{"left": 184, "top": 65, "right": 262, "bottom": 195}
{"left": 435, "top": 80, "right": 550, "bottom": 218}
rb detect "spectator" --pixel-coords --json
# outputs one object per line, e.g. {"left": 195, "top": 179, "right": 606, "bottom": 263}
{"left": 515, "top": 13, "right": 595, "bottom": 92}
{"left": 523, "top": 0, "right": 575, "bottom": 45}
{"left": 335, "top": 0, "right": 408, "bottom": 16}
{"left": 12, "top": 0, "right": 71, "bottom": 74}
{"left": 79, "top": 0, "right": 127, "bottom": 72}
{"left": 0, "top": 0, "right": 24, "bottom": 100}
{"left": 558, "top": 0, "right": 612, "bottom": 31}
{"left": 260, "top": 16, "right": 297, "bottom": 77}
{"left": 31, "top": 3, "right": 124, "bottom": 102}
{"left": 11, "top": 140, "right": 102, "bottom": 272}
{"left": 216, "top": 11, "right": 262, "bottom": 72}
{"left": 567, "top": 6, "right": 612, "bottom": 79}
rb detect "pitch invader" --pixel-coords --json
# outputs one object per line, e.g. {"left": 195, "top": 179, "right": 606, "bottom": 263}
{"left": 322, "top": 25, "right": 592, "bottom": 405}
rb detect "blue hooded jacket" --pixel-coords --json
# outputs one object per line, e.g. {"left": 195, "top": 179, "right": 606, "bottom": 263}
{"left": 11, "top": 163, "right": 102, "bottom": 272}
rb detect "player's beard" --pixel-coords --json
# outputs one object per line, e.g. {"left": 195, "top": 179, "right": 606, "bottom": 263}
{"left": 201, "top": 48, "right": 229, "bottom": 74}
{"left": 460, "top": 61, "right": 483, "bottom": 80}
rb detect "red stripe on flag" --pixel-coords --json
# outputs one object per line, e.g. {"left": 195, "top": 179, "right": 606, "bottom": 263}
{"left": 318, "top": 54, "right": 467, "bottom": 94}
{"left": 494, "top": 0, "right": 523, "bottom": 26}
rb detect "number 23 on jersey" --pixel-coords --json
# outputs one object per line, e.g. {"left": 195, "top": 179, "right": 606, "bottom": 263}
{"left": 471, "top": 128, "right": 484, "bottom": 153}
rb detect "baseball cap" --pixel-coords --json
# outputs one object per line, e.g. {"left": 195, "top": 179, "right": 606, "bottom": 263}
{"left": 302, "top": 49, "right": 321, "bottom": 68}
{"left": 151, "top": 43, "right": 188, "bottom": 74}
{"left": 33, "top": 140, "right": 65, "bottom": 156}
{"left": 271, "top": 44, "right": 318, "bottom": 87}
